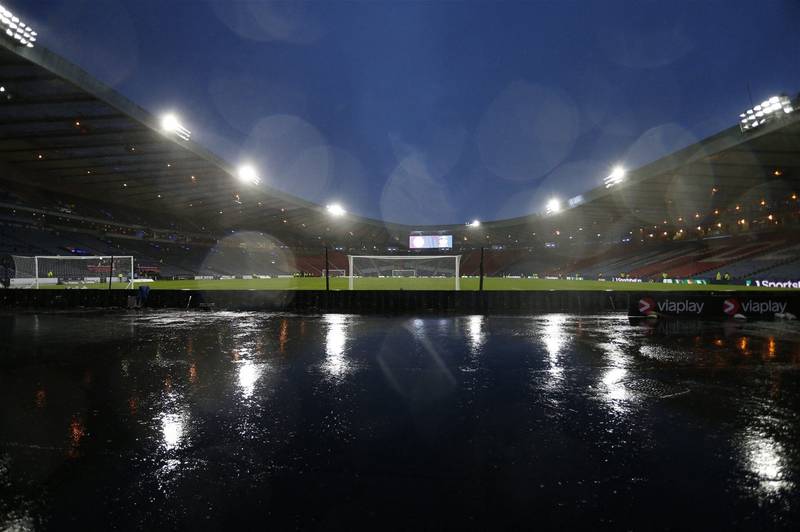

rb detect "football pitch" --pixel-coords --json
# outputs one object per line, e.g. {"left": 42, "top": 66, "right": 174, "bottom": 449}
{"left": 33, "top": 277, "right": 796, "bottom": 291}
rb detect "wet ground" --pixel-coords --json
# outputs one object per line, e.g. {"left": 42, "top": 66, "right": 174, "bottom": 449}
{"left": 0, "top": 311, "right": 799, "bottom": 530}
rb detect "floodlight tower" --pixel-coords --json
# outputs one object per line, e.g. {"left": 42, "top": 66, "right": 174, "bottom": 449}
{"left": 160, "top": 113, "right": 191, "bottom": 141}
{"left": 739, "top": 94, "right": 795, "bottom": 132}
{"left": 0, "top": 3, "right": 37, "bottom": 48}
{"left": 237, "top": 164, "right": 261, "bottom": 185}
{"left": 545, "top": 198, "right": 561, "bottom": 215}
{"left": 603, "top": 166, "right": 626, "bottom": 188}
{"left": 326, "top": 203, "right": 347, "bottom": 217}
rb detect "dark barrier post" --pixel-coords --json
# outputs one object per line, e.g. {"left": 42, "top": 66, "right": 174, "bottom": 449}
{"left": 479, "top": 247, "right": 485, "bottom": 292}
{"left": 324, "top": 246, "right": 330, "bottom": 291}
{"left": 106, "top": 255, "right": 114, "bottom": 307}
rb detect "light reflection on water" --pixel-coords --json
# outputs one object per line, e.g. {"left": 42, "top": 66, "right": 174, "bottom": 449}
{"left": 741, "top": 423, "right": 795, "bottom": 497}
{"left": 67, "top": 415, "right": 85, "bottom": 459}
{"left": 156, "top": 407, "right": 190, "bottom": 493}
{"left": 542, "top": 314, "right": 568, "bottom": 359}
{"left": 322, "top": 314, "right": 351, "bottom": 381}
{"left": 598, "top": 327, "right": 634, "bottom": 414}
{"left": 0, "top": 512, "right": 34, "bottom": 532}
{"left": 466, "top": 315, "right": 484, "bottom": 356}
{"left": 160, "top": 410, "right": 186, "bottom": 451}
{"left": 602, "top": 367, "right": 628, "bottom": 403}
{"left": 541, "top": 314, "right": 568, "bottom": 389}
{"left": 459, "top": 315, "right": 485, "bottom": 405}
{"left": 237, "top": 360, "right": 262, "bottom": 400}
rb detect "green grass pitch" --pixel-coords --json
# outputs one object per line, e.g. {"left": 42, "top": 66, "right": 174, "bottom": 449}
{"left": 35, "top": 277, "right": 796, "bottom": 291}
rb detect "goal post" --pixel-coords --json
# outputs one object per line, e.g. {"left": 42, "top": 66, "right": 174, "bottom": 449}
{"left": 348, "top": 255, "right": 461, "bottom": 290}
{"left": 10, "top": 255, "right": 135, "bottom": 289}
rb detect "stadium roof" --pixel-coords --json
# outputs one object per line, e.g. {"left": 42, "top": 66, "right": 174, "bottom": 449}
{"left": 491, "top": 105, "right": 800, "bottom": 234}
{"left": 1, "top": 33, "right": 799, "bottom": 250}
{"left": 0, "top": 37, "right": 407, "bottom": 246}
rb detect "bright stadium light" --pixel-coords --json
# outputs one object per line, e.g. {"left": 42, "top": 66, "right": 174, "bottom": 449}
{"left": 0, "top": 3, "right": 37, "bottom": 48}
{"left": 467, "top": 219, "right": 481, "bottom": 228}
{"left": 603, "top": 166, "right": 626, "bottom": 188}
{"left": 740, "top": 94, "right": 794, "bottom": 132}
{"left": 237, "top": 164, "right": 261, "bottom": 185}
{"left": 545, "top": 198, "right": 561, "bottom": 215}
{"left": 160, "top": 113, "right": 191, "bottom": 141}
{"left": 326, "top": 203, "right": 346, "bottom": 217}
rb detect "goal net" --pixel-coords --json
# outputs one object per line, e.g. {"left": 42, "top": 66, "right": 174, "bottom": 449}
{"left": 322, "top": 269, "right": 346, "bottom": 277}
{"left": 348, "top": 255, "right": 460, "bottom": 290}
{"left": 11, "top": 256, "right": 135, "bottom": 288}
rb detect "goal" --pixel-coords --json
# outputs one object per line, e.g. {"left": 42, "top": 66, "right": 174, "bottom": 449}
{"left": 348, "top": 255, "right": 461, "bottom": 290}
{"left": 11, "top": 255, "right": 135, "bottom": 288}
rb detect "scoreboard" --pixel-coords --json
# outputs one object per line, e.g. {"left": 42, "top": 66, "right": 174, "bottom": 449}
{"left": 409, "top": 234, "right": 453, "bottom": 249}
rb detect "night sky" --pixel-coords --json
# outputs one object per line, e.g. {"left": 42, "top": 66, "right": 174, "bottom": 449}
{"left": 14, "top": 1, "right": 800, "bottom": 225}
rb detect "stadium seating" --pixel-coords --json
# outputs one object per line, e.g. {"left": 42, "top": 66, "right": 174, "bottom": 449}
{"left": 3, "top": 174, "right": 800, "bottom": 283}
{"left": 756, "top": 258, "right": 800, "bottom": 279}
{"left": 727, "top": 243, "right": 800, "bottom": 279}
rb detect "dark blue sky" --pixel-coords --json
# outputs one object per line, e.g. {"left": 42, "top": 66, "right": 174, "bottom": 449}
{"left": 16, "top": 0, "right": 800, "bottom": 224}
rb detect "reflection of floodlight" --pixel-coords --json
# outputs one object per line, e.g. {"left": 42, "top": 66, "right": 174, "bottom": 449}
{"left": 546, "top": 198, "right": 561, "bottom": 215}
{"left": 0, "top": 4, "right": 37, "bottom": 48}
{"left": 160, "top": 113, "right": 191, "bottom": 141}
{"left": 467, "top": 219, "right": 481, "bottom": 227}
{"left": 237, "top": 164, "right": 260, "bottom": 185}
{"left": 326, "top": 203, "right": 346, "bottom": 217}
{"left": 603, "top": 165, "right": 626, "bottom": 188}
{"left": 740, "top": 94, "right": 794, "bottom": 132}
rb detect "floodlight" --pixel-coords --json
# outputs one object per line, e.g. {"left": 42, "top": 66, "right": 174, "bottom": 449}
{"left": 740, "top": 94, "right": 794, "bottom": 132}
{"left": 326, "top": 203, "right": 346, "bottom": 217}
{"left": 237, "top": 164, "right": 260, "bottom": 185}
{"left": 0, "top": 4, "right": 36, "bottom": 48}
{"left": 568, "top": 195, "right": 585, "bottom": 208}
{"left": 545, "top": 198, "right": 561, "bottom": 215}
{"left": 160, "top": 113, "right": 191, "bottom": 141}
{"left": 467, "top": 219, "right": 481, "bottom": 228}
{"left": 603, "top": 166, "right": 626, "bottom": 188}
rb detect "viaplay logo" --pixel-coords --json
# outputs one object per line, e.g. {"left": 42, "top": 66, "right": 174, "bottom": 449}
{"left": 725, "top": 298, "right": 788, "bottom": 315}
{"left": 638, "top": 297, "right": 655, "bottom": 315}
{"left": 723, "top": 298, "right": 741, "bottom": 316}
{"left": 638, "top": 297, "right": 705, "bottom": 315}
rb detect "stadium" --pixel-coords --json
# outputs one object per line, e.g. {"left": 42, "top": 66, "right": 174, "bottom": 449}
{"left": 1, "top": 23, "right": 800, "bottom": 297}
{"left": 1, "top": 2, "right": 799, "bottom": 530}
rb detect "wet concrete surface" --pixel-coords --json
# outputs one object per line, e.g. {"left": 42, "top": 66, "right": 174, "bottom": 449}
{"left": 0, "top": 311, "right": 798, "bottom": 530}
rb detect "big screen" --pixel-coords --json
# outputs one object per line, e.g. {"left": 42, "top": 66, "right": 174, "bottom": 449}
{"left": 409, "top": 235, "right": 453, "bottom": 249}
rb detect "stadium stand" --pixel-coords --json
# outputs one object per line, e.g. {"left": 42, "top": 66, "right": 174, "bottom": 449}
{"left": 4, "top": 188, "right": 800, "bottom": 282}
{"left": 724, "top": 243, "right": 800, "bottom": 279}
